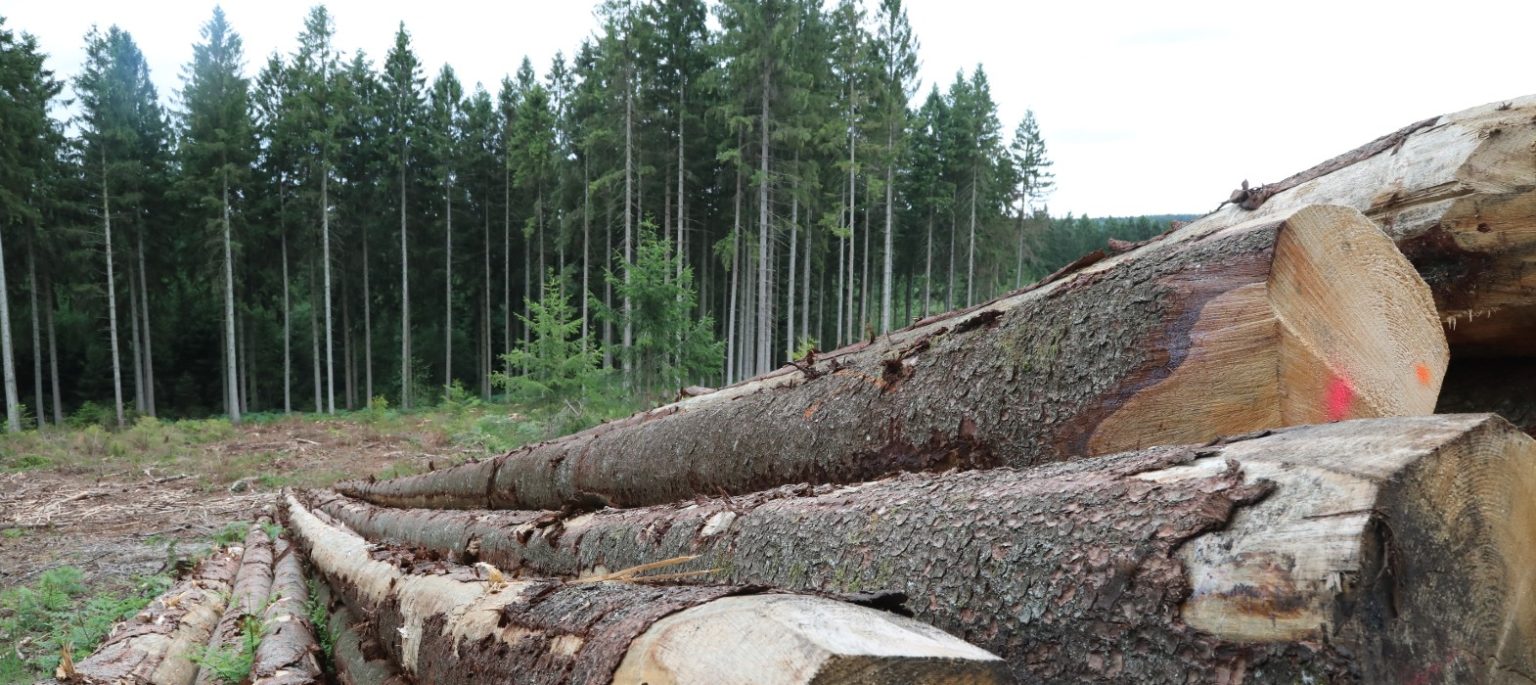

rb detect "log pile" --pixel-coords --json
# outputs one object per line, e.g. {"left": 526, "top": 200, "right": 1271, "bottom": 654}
{"left": 70, "top": 95, "right": 1536, "bottom": 683}
{"left": 54, "top": 525, "right": 324, "bottom": 685}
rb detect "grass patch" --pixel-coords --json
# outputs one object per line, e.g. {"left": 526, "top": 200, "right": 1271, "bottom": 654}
{"left": 0, "top": 568, "right": 172, "bottom": 683}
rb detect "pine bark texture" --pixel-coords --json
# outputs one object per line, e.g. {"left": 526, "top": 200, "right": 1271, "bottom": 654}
{"left": 284, "top": 494, "right": 1005, "bottom": 684}
{"left": 320, "top": 587, "right": 411, "bottom": 685}
{"left": 311, "top": 414, "right": 1536, "bottom": 684}
{"left": 1195, "top": 95, "right": 1536, "bottom": 356}
{"left": 249, "top": 537, "right": 323, "bottom": 684}
{"left": 337, "top": 204, "right": 1447, "bottom": 510}
{"left": 65, "top": 548, "right": 240, "bottom": 685}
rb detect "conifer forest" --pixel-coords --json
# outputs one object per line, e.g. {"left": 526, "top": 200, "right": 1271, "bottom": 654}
{"left": 0, "top": 0, "right": 1174, "bottom": 430}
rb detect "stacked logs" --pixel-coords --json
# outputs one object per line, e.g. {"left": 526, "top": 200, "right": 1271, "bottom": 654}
{"left": 69, "top": 96, "right": 1536, "bottom": 683}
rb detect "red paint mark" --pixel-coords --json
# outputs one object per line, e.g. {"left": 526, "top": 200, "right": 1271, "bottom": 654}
{"left": 1415, "top": 363, "right": 1432, "bottom": 386}
{"left": 1326, "top": 374, "right": 1354, "bottom": 421}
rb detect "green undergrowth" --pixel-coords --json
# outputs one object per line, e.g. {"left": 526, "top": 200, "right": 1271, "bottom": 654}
{"left": 0, "top": 567, "right": 173, "bottom": 684}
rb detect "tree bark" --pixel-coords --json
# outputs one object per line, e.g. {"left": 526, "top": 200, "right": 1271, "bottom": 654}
{"left": 195, "top": 524, "right": 274, "bottom": 685}
{"left": 338, "top": 204, "right": 1448, "bottom": 510}
{"left": 284, "top": 494, "right": 1006, "bottom": 684}
{"left": 1198, "top": 96, "right": 1536, "bottom": 357}
{"left": 249, "top": 537, "right": 323, "bottom": 685}
{"left": 315, "top": 414, "right": 1536, "bottom": 684}
{"left": 67, "top": 548, "right": 240, "bottom": 685}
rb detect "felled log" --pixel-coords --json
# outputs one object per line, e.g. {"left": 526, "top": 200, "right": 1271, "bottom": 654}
{"left": 283, "top": 494, "right": 1007, "bottom": 684}
{"left": 249, "top": 537, "right": 323, "bottom": 685}
{"left": 62, "top": 548, "right": 240, "bottom": 685}
{"left": 1199, "top": 95, "right": 1536, "bottom": 356}
{"left": 312, "top": 415, "right": 1536, "bottom": 683}
{"left": 194, "top": 523, "right": 274, "bottom": 685}
{"left": 317, "top": 583, "right": 411, "bottom": 685}
{"left": 338, "top": 203, "right": 1447, "bottom": 510}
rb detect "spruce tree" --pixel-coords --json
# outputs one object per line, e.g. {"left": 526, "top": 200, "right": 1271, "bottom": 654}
{"left": 180, "top": 6, "right": 255, "bottom": 425}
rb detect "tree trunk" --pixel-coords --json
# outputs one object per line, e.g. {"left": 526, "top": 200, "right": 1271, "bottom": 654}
{"left": 249, "top": 537, "right": 323, "bottom": 684}
{"left": 102, "top": 156, "right": 124, "bottom": 427}
{"left": 311, "top": 258, "right": 322, "bottom": 414}
{"left": 314, "top": 414, "right": 1536, "bottom": 685}
{"left": 756, "top": 69, "right": 772, "bottom": 376}
{"left": 966, "top": 175, "right": 977, "bottom": 306}
{"left": 445, "top": 180, "right": 453, "bottom": 393}
{"left": 137, "top": 233, "right": 154, "bottom": 416}
{"left": 0, "top": 214, "right": 17, "bottom": 432}
{"left": 621, "top": 71, "right": 634, "bottom": 367}
{"left": 337, "top": 204, "right": 1448, "bottom": 510}
{"left": 482, "top": 208, "right": 491, "bottom": 400}
{"left": 800, "top": 193, "right": 810, "bottom": 347}
{"left": 503, "top": 150, "right": 511, "bottom": 365}
{"left": 223, "top": 171, "right": 241, "bottom": 425}
{"left": 43, "top": 277, "right": 60, "bottom": 424}
{"left": 128, "top": 256, "right": 144, "bottom": 414}
{"left": 1201, "top": 96, "right": 1536, "bottom": 358}
{"left": 882, "top": 133, "right": 895, "bottom": 334}
{"left": 322, "top": 172, "right": 334, "bottom": 414}
{"left": 27, "top": 244, "right": 42, "bottom": 428}
{"left": 787, "top": 174, "right": 798, "bottom": 356}
{"left": 400, "top": 159, "right": 411, "bottom": 410}
{"left": 284, "top": 494, "right": 1006, "bottom": 684}
{"left": 68, "top": 548, "right": 240, "bottom": 685}
{"left": 194, "top": 525, "right": 274, "bottom": 685}
{"left": 924, "top": 210, "right": 933, "bottom": 318}
{"left": 282, "top": 231, "right": 291, "bottom": 414}
{"left": 861, "top": 183, "right": 871, "bottom": 332}
{"left": 581, "top": 156, "right": 591, "bottom": 351}
{"left": 726, "top": 161, "right": 742, "bottom": 385}
{"left": 343, "top": 274, "right": 354, "bottom": 410}
{"left": 239, "top": 314, "right": 250, "bottom": 414}
{"left": 363, "top": 228, "right": 373, "bottom": 403}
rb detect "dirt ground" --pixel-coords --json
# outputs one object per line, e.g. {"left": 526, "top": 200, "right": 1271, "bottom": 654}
{"left": 0, "top": 415, "right": 487, "bottom": 595}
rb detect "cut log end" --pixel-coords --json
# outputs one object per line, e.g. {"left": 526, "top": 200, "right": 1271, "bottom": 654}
{"left": 1269, "top": 203, "right": 1447, "bottom": 424}
{"left": 1141, "top": 414, "right": 1536, "bottom": 682}
{"left": 1088, "top": 204, "right": 1448, "bottom": 454}
{"left": 613, "top": 595, "right": 1009, "bottom": 685}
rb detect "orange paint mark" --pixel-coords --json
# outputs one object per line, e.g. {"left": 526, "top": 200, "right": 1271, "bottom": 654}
{"left": 1415, "top": 363, "right": 1432, "bottom": 386}
{"left": 1326, "top": 374, "right": 1354, "bottom": 422}
{"left": 802, "top": 401, "right": 822, "bottom": 420}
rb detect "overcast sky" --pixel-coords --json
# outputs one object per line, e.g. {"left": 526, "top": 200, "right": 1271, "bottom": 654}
{"left": 7, "top": 0, "right": 1535, "bottom": 217}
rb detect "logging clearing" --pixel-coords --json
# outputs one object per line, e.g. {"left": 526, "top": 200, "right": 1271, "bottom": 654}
{"left": 26, "top": 86, "right": 1536, "bottom": 684}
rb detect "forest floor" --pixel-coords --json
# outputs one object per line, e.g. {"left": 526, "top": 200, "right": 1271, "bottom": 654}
{"left": 0, "top": 399, "right": 630, "bottom": 681}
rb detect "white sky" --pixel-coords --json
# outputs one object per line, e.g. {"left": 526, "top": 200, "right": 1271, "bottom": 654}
{"left": 7, "top": 0, "right": 1536, "bottom": 217}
